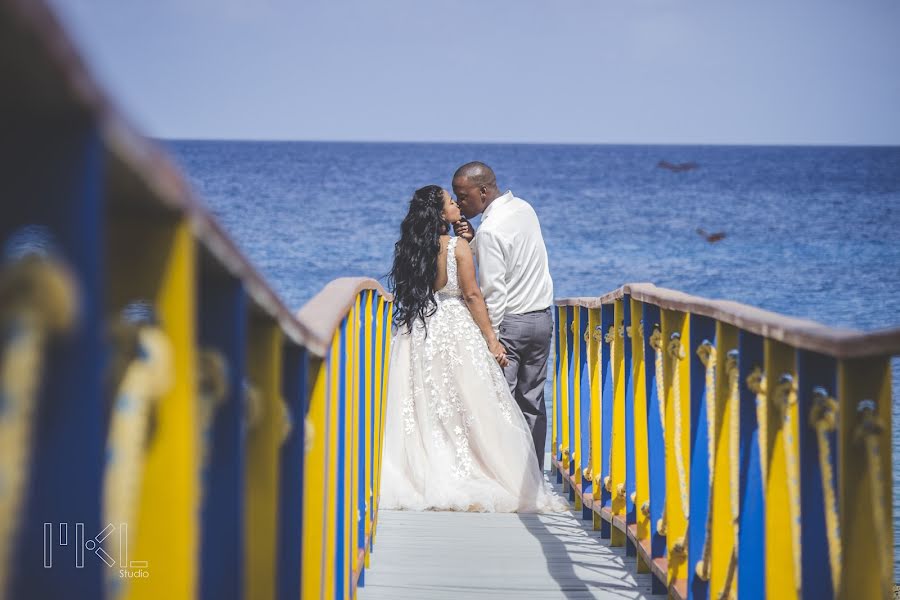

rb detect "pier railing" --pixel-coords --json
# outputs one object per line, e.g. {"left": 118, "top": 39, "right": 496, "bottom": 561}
{"left": 0, "top": 1, "right": 393, "bottom": 599}
{"left": 297, "top": 279, "right": 394, "bottom": 600}
{"left": 552, "top": 283, "right": 900, "bottom": 600}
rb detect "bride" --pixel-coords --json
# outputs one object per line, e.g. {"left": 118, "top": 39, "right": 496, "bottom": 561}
{"left": 380, "top": 185, "right": 565, "bottom": 513}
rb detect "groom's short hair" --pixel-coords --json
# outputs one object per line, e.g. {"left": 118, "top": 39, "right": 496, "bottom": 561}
{"left": 453, "top": 161, "right": 496, "bottom": 188}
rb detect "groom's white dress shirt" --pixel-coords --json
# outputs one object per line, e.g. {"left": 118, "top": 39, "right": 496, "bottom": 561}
{"left": 472, "top": 190, "right": 554, "bottom": 335}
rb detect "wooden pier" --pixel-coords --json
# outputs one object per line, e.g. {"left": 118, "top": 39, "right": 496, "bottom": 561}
{"left": 362, "top": 484, "right": 655, "bottom": 599}
{"left": 2, "top": 1, "right": 900, "bottom": 599}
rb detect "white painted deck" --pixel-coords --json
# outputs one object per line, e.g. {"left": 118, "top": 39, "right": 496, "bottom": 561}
{"left": 361, "top": 475, "right": 657, "bottom": 599}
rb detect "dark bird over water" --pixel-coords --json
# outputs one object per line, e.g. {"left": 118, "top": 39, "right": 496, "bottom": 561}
{"left": 696, "top": 228, "right": 726, "bottom": 243}
{"left": 658, "top": 160, "right": 699, "bottom": 172}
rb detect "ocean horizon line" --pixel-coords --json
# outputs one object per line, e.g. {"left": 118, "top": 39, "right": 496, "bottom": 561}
{"left": 158, "top": 137, "right": 900, "bottom": 149}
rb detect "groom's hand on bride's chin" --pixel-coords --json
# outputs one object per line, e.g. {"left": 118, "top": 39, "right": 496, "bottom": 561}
{"left": 453, "top": 219, "right": 474, "bottom": 242}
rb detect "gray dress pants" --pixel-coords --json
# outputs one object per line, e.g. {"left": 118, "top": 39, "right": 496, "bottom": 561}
{"left": 498, "top": 307, "right": 553, "bottom": 472}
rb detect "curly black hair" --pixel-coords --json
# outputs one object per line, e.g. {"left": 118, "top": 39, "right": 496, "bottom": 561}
{"left": 388, "top": 185, "right": 449, "bottom": 333}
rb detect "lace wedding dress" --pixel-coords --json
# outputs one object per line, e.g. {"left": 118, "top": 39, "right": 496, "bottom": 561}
{"left": 380, "top": 237, "right": 566, "bottom": 512}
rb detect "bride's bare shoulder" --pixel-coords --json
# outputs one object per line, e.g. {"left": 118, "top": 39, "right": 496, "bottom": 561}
{"left": 453, "top": 236, "right": 472, "bottom": 255}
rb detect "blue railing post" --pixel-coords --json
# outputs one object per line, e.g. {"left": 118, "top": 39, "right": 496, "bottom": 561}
{"left": 3, "top": 122, "right": 106, "bottom": 600}
{"left": 599, "top": 304, "right": 615, "bottom": 540}
{"left": 797, "top": 351, "right": 838, "bottom": 599}
{"left": 642, "top": 304, "right": 667, "bottom": 594}
{"left": 737, "top": 331, "right": 766, "bottom": 598}
{"left": 198, "top": 272, "right": 247, "bottom": 600}
{"left": 688, "top": 315, "right": 717, "bottom": 600}
{"left": 277, "top": 344, "right": 307, "bottom": 600}
{"left": 578, "top": 306, "right": 593, "bottom": 521}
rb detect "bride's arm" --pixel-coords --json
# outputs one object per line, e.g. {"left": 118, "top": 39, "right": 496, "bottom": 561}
{"left": 455, "top": 239, "right": 508, "bottom": 366}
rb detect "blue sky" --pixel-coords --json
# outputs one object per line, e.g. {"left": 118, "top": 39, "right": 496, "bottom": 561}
{"left": 52, "top": 0, "right": 900, "bottom": 145}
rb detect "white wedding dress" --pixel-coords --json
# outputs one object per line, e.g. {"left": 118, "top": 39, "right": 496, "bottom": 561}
{"left": 380, "top": 237, "right": 566, "bottom": 513}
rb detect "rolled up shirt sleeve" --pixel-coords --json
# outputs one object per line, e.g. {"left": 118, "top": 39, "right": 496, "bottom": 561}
{"left": 474, "top": 230, "right": 508, "bottom": 336}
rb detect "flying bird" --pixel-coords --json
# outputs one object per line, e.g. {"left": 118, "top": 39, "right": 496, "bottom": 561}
{"left": 696, "top": 228, "right": 726, "bottom": 243}
{"left": 658, "top": 160, "right": 699, "bottom": 173}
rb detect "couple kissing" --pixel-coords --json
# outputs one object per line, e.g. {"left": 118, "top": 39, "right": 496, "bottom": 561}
{"left": 380, "top": 161, "right": 566, "bottom": 513}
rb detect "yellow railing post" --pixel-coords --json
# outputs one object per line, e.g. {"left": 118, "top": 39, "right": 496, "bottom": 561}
{"left": 302, "top": 358, "right": 328, "bottom": 599}
{"left": 631, "top": 299, "right": 651, "bottom": 572}
{"left": 559, "top": 306, "right": 570, "bottom": 493}
{"left": 106, "top": 218, "right": 198, "bottom": 600}
{"left": 661, "top": 309, "right": 690, "bottom": 589}
{"left": 324, "top": 328, "right": 341, "bottom": 597}
{"left": 373, "top": 302, "right": 393, "bottom": 542}
{"left": 572, "top": 306, "right": 583, "bottom": 510}
{"left": 710, "top": 324, "right": 739, "bottom": 599}
{"left": 371, "top": 297, "right": 386, "bottom": 542}
{"left": 345, "top": 299, "right": 358, "bottom": 599}
{"left": 244, "top": 320, "right": 284, "bottom": 600}
{"left": 763, "top": 340, "right": 801, "bottom": 600}
{"left": 838, "top": 356, "right": 893, "bottom": 600}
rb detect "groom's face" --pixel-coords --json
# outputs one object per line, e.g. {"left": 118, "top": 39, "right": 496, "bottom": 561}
{"left": 452, "top": 177, "right": 482, "bottom": 219}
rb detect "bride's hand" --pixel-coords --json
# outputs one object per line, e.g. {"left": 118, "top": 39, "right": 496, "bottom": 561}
{"left": 453, "top": 218, "right": 475, "bottom": 242}
{"left": 489, "top": 339, "right": 509, "bottom": 368}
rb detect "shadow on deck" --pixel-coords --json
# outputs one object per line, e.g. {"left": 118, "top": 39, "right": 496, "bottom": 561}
{"left": 361, "top": 474, "right": 658, "bottom": 599}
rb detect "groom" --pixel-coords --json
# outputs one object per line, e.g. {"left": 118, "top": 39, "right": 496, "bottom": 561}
{"left": 452, "top": 162, "right": 554, "bottom": 471}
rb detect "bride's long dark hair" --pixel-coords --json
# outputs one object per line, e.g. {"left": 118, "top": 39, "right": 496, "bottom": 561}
{"left": 388, "top": 185, "right": 448, "bottom": 332}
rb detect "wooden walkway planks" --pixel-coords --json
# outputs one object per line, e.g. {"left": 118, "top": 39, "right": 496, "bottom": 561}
{"left": 361, "top": 485, "right": 657, "bottom": 599}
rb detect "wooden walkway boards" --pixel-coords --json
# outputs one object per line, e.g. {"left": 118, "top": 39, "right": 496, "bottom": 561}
{"left": 361, "top": 480, "right": 658, "bottom": 599}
